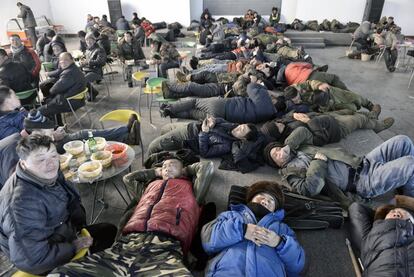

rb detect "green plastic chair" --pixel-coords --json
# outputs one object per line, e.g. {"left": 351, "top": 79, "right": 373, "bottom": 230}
{"left": 42, "top": 62, "right": 55, "bottom": 72}
{"left": 16, "top": 88, "right": 39, "bottom": 108}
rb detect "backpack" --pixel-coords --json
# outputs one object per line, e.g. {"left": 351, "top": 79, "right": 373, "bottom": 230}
{"left": 228, "top": 185, "right": 344, "bottom": 230}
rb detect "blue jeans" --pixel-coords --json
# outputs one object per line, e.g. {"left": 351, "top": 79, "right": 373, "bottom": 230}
{"left": 357, "top": 135, "right": 414, "bottom": 198}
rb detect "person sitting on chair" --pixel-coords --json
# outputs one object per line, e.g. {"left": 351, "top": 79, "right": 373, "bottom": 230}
{"left": 349, "top": 195, "right": 414, "bottom": 276}
{"left": 48, "top": 158, "right": 214, "bottom": 276}
{"left": 118, "top": 31, "right": 146, "bottom": 87}
{"left": 0, "top": 134, "right": 117, "bottom": 275}
{"left": 78, "top": 32, "right": 107, "bottom": 101}
{"left": 0, "top": 49, "right": 34, "bottom": 95}
{"left": 0, "top": 86, "right": 27, "bottom": 140}
{"left": 38, "top": 52, "right": 86, "bottom": 125}
{"left": 202, "top": 181, "right": 305, "bottom": 277}
{"left": 9, "top": 34, "right": 41, "bottom": 83}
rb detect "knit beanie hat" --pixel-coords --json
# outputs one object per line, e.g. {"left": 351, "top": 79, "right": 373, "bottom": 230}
{"left": 261, "top": 121, "right": 282, "bottom": 141}
{"left": 263, "top": 141, "right": 284, "bottom": 168}
{"left": 246, "top": 181, "right": 285, "bottom": 210}
{"left": 284, "top": 86, "right": 298, "bottom": 100}
{"left": 23, "top": 109, "right": 55, "bottom": 131}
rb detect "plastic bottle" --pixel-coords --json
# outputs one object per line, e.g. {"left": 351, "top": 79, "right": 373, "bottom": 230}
{"left": 87, "top": 131, "right": 97, "bottom": 154}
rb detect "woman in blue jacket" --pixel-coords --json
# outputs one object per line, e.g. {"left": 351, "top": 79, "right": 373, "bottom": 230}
{"left": 201, "top": 181, "right": 305, "bottom": 276}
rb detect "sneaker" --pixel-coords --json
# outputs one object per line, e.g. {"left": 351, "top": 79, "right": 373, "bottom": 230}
{"left": 374, "top": 117, "right": 394, "bottom": 133}
{"left": 369, "top": 104, "right": 381, "bottom": 119}
{"left": 176, "top": 71, "right": 188, "bottom": 82}
{"left": 128, "top": 82, "right": 133, "bottom": 88}
{"left": 317, "top": 64, "right": 329, "bottom": 72}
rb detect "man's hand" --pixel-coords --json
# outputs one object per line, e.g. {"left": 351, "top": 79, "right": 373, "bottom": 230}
{"left": 314, "top": 152, "right": 328, "bottom": 161}
{"left": 73, "top": 236, "right": 93, "bottom": 252}
{"left": 52, "top": 126, "right": 67, "bottom": 142}
{"left": 253, "top": 227, "right": 281, "bottom": 248}
{"left": 318, "top": 83, "right": 330, "bottom": 92}
{"left": 249, "top": 74, "right": 258, "bottom": 84}
{"left": 293, "top": 113, "right": 311, "bottom": 123}
{"left": 201, "top": 119, "right": 210, "bottom": 133}
{"left": 244, "top": 224, "right": 261, "bottom": 246}
{"left": 206, "top": 115, "right": 216, "bottom": 129}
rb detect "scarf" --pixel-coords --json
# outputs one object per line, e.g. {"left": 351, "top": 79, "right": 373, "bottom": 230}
{"left": 11, "top": 44, "right": 25, "bottom": 55}
{"left": 17, "top": 161, "right": 58, "bottom": 187}
{"left": 247, "top": 202, "right": 271, "bottom": 221}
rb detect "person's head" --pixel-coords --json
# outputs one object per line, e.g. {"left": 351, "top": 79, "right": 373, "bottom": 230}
{"left": 133, "top": 12, "right": 138, "bottom": 18}
{"left": 46, "top": 29, "right": 56, "bottom": 40}
{"left": 102, "top": 14, "right": 107, "bottom": 20}
{"left": 246, "top": 181, "right": 285, "bottom": 212}
{"left": 272, "top": 7, "right": 278, "bottom": 14}
{"left": 232, "top": 76, "right": 248, "bottom": 96}
{"left": 0, "top": 86, "right": 20, "bottom": 112}
{"left": 284, "top": 86, "right": 301, "bottom": 104}
{"left": 204, "top": 13, "right": 209, "bottom": 19}
{"left": 77, "top": 30, "right": 86, "bottom": 41}
{"left": 58, "top": 52, "right": 74, "bottom": 69}
{"left": 0, "top": 49, "right": 9, "bottom": 66}
{"left": 87, "top": 14, "right": 93, "bottom": 21}
{"left": 274, "top": 95, "right": 287, "bottom": 113}
{"left": 161, "top": 159, "right": 183, "bottom": 180}
{"left": 264, "top": 142, "right": 292, "bottom": 168}
{"left": 16, "top": 134, "right": 59, "bottom": 180}
{"left": 85, "top": 32, "right": 96, "bottom": 48}
{"left": 17, "top": 2, "right": 22, "bottom": 7}
{"left": 23, "top": 109, "right": 56, "bottom": 136}
{"left": 231, "top": 124, "right": 258, "bottom": 140}
{"left": 9, "top": 34, "right": 22, "bottom": 48}
{"left": 387, "top": 16, "right": 394, "bottom": 24}
{"left": 120, "top": 15, "right": 125, "bottom": 19}
{"left": 374, "top": 195, "right": 414, "bottom": 223}
{"left": 124, "top": 31, "right": 133, "bottom": 43}
{"left": 93, "top": 17, "right": 100, "bottom": 23}
{"left": 385, "top": 208, "right": 413, "bottom": 221}
{"left": 261, "top": 121, "right": 286, "bottom": 141}
{"left": 52, "top": 43, "right": 64, "bottom": 56}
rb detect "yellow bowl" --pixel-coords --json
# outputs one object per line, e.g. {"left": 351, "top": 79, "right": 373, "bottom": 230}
{"left": 63, "top": 140, "right": 84, "bottom": 156}
{"left": 78, "top": 161, "right": 102, "bottom": 179}
{"left": 95, "top": 137, "right": 107, "bottom": 151}
{"left": 91, "top": 150, "right": 112, "bottom": 168}
{"left": 59, "top": 153, "right": 73, "bottom": 171}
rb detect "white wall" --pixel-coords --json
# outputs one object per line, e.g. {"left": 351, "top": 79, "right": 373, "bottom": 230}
{"left": 48, "top": 0, "right": 109, "bottom": 34}
{"left": 281, "top": 0, "right": 299, "bottom": 23}
{"left": 122, "top": 0, "right": 191, "bottom": 25}
{"left": 0, "top": 0, "right": 53, "bottom": 45}
{"left": 383, "top": 0, "right": 414, "bottom": 35}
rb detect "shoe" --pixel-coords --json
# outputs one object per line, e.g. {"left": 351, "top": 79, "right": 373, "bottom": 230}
{"left": 87, "top": 86, "right": 100, "bottom": 102}
{"left": 368, "top": 104, "right": 381, "bottom": 119}
{"left": 374, "top": 117, "right": 394, "bottom": 133}
{"left": 159, "top": 103, "right": 171, "bottom": 118}
{"left": 127, "top": 114, "right": 138, "bottom": 132}
{"left": 181, "top": 66, "right": 190, "bottom": 75}
{"left": 161, "top": 81, "right": 171, "bottom": 98}
{"left": 128, "top": 82, "right": 133, "bottom": 88}
{"left": 126, "top": 120, "right": 141, "bottom": 145}
{"left": 176, "top": 71, "right": 188, "bottom": 82}
{"left": 318, "top": 64, "right": 329, "bottom": 72}
{"left": 190, "top": 56, "right": 199, "bottom": 69}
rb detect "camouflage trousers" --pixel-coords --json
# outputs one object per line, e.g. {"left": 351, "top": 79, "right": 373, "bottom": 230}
{"left": 49, "top": 233, "right": 192, "bottom": 277}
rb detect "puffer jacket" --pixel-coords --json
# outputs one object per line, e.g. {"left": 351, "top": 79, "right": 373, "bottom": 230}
{"left": 118, "top": 38, "right": 145, "bottom": 61}
{"left": 11, "top": 47, "right": 41, "bottom": 78}
{"left": 198, "top": 118, "right": 237, "bottom": 158}
{"left": 0, "top": 59, "right": 33, "bottom": 92}
{"left": 0, "top": 133, "right": 20, "bottom": 188}
{"left": 50, "top": 63, "right": 86, "bottom": 99}
{"left": 83, "top": 43, "right": 107, "bottom": 76}
{"left": 17, "top": 4, "right": 37, "bottom": 28}
{"left": 122, "top": 178, "right": 201, "bottom": 254}
{"left": 0, "top": 110, "right": 27, "bottom": 140}
{"left": 285, "top": 62, "right": 313, "bottom": 85}
{"left": 225, "top": 83, "right": 277, "bottom": 123}
{"left": 0, "top": 165, "right": 85, "bottom": 275}
{"left": 349, "top": 203, "right": 414, "bottom": 277}
{"left": 202, "top": 204, "right": 305, "bottom": 277}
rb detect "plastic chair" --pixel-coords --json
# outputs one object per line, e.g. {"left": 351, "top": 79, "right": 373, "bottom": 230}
{"left": 132, "top": 71, "right": 150, "bottom": 114}
{"left": 63, "top": 88, "right": 92, "bottom": 129}
{"left": 12, "top": 228, "right": 91, "bottom": 277}
{"left": 16, "top": 88, "right": 39, "bottom": 109}
{"left": 41, "top": 62, "right": 54, "bottom": 72}
{"left": 99, "top": 109, "right": 144, "bottom": 164}
{"left": 145, "top": 77, "right": 167, "bottom": 125}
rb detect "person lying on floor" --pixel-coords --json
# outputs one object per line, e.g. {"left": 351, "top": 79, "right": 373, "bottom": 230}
{"left": 202, "top": 181, "right": 305, "bottom": 277}
{"left": 148, "top": 116, "right": 265, "bottom": 172}
{"left": 263, "top": 135, "right": 414, "bottom": 204}
{"left": 0, "top": 86, "right": 27, "bottom": 140}
{"left": 160, "top": 75, "right": 279, "bottom": 123}
{"left": 266, "top": 38, "right": 312, "bottom": 64}
{"left": 349, "top": 195, "right": 414, "bottom": 277}
{"left": 49, "top": 158, "right": 214, "bottom": 276}
{"left": 0, "top": 134, "right": 117, "bottom": 275}
{"left": 0, "top": 109, "right": 140, "bottom": 189}
{"left": 261, "top": 110, "right": 394, "bottom": 147}
{"left": 284, "top": 80, "right": 381, "bottom": 113}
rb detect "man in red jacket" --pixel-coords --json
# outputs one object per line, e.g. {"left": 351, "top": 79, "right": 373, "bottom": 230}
{"left": 284, "top": 62, "right": 348, "bottom": 90}
{"left": 49, "top": 158, "right": 214, "bottom": 276}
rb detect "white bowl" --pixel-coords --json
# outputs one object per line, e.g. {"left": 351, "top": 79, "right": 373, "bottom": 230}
{"left": 63, "top": 140, "right": 84, "bottom": 156}
{"left": 78, "top": 161, "right": 102, "bottom": 179}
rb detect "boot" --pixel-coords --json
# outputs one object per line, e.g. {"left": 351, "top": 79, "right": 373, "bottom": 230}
{"left": 160, "top": 103, "right": 172, "bottom": 117}
{"left": 374, "top": 117, "right": 395, "bottom": 133}
{"left": 87, "top": 85, "right": 99, "bottom": 102}
{"left": 368, "top": 104, "right": 381, "bottom": 119}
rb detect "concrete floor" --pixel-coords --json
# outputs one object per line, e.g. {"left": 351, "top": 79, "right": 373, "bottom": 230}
{"left": 59, "top": 38, "right": 414, "bottom": 276}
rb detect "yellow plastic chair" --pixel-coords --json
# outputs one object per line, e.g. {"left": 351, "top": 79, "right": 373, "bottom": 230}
{"left": 99, "top": 109, "right": 144, "bottom": 164}
{"left": 12, "top": 229, "right": 91, "bottom": 277}
{"left": 63, "top": 88, "right": 92, "bottom": 129}
{"left": 132, "top": 71, "right": 150, "bottom": 114}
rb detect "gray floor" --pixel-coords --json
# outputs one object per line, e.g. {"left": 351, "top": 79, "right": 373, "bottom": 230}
{"left": 3, "top": 37, "right": 412, "bottom": 276}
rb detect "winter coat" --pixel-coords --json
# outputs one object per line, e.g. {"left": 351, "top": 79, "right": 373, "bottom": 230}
{"left": 83, "top": 43, "right": 107, "bottom": 76}
{"left": 118, "top": 39, "right": 145, "bottom": 61}
{"left": 349, "top": 203, "right": 414, "bottom": 277}
{"left": 0, "top": 133, "right": 20, "bottom": 189}
{"left": 211, "top": 24, "right": 225, "bottom": 42}
{"left": 97, "top": 35, "right": 111, "bottom": 56}
{"left": 202, "top": 204, "right": 305, "bottom": 277}
{"left": 17, "top": 4, "right": 37, "bottom": 28}
{"left": 285, "top": 62, "right": 313, "bottom": 85}
{"left": 122, "top": 178, "right": 201, "bottom": 254}
{"left": 0, "top": 59, "right": 33, "bottom": 92}
{"left": 159, "top": 43, "right": 180, "bottom": 63}
{"left": 269, "top": 12, "right": 281, "bottom": 26}
{"left": 225, "top": 83, "right": 277, "bottom": 123}
{"left": 50, "top": 63, "right": 86, "bottom": 99}
{"left": 10, "top": 47, "right": 41, "bottom": 78}
{"left": 0, "top": 165, "right": 85, "bottom": 274}
{"left": 115, "top": 18, "right": 130, "bottom": 31}
{"left": 36, "top": 34, "right": 50, "bottom": 57}
{"left": 0, "top": 110, "right": 27, "bottom": 140}
{"left": 198, "top": 119, "right": 237, "bottom": 158}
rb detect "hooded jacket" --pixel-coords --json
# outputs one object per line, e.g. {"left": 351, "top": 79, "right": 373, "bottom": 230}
{"left": 202, "top": 204, "right": 305, "bottom": 277}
